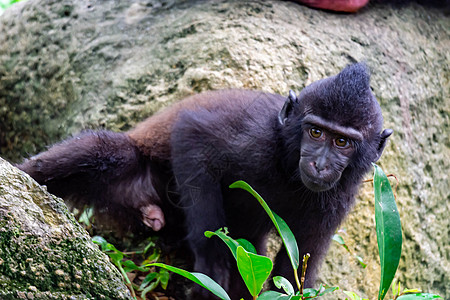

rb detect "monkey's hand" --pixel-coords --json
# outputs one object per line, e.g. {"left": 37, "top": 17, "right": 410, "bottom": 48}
{"left": 140, "top": 204, "right": 165, "bottom": 231}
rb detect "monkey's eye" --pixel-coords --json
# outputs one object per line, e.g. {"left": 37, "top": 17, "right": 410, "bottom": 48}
{"left": 335, "top": 137, "right": 350, "bottom": 148}
{"left": 309, "top": 128, "right": 323, "bottom": 139}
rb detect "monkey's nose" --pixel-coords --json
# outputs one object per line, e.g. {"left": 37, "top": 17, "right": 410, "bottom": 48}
{"left": 313, "top": 161, "right": 327, "bottom": 173}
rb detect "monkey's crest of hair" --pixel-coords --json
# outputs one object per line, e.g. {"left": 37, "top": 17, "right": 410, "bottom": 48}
{"left": 300, "top": 63, "right": 383, "bottom": 138}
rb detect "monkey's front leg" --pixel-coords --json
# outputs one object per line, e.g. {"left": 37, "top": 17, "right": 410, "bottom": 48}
{"left": 175, "top": 171, "right": 232, "bottom": 292}
{"left": 171, "top": 148, "right": 232, "bottom": 296}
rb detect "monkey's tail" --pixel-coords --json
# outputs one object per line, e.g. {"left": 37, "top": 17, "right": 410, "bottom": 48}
{"left": 17, "top": 130, "right": 162, "bottom": 233}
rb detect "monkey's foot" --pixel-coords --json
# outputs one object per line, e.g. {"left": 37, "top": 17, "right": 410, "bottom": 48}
{"left": 140, "top": 204, "right": 165, "bottom": 231}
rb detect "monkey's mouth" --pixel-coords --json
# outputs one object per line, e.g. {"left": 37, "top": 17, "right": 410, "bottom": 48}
{"left": 300, "top": 173, "right": 335, "bottom": 192}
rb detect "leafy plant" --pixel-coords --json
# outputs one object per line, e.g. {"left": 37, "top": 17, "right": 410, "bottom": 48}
{"left": 204, "top": 228, "right": 272, "bottom": 297}
{"left": 209, "top": 229, "right": 273, "bottom": 298}
{"left": 110, "top": 164, "right": 442, "bottom": 300}
{"left": 229, "top": 181, "right": 338, "bottom": 299}
{"left": 78, "top": 206, "right": 94, "bottom": 227}
{"left": 373, "top": 164, "right": 403, "bottom": 300}
{"left": 149, "top": 180, "right": 337, "bottom": 300}
{"left": 92, "top": 236, "right": 167, "bottom": 300}
{"left": 229, "top": 181, "right": 301, "bottom": 289}
{"left": 389, "top": 281, "right": 443, "bottom": 300}
{"left": 148, "top": 263, "right": 232, "bottom": 300}
{"left": 341, "top": 165, "right": 442, "bottom": 300}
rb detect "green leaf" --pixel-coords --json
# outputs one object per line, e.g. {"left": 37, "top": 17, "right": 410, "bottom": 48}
{"left": 92, "top": 236, "right": 108, "bottom": 249}
{"left": 332, "top": 233, "right": 350, "bottom": 252}
{"left": 205, "top": 228, "right": 241, "bottom": 259}
{"left": 402, "top": 289, "right": 421, "bottom": 294}
{"left": 257, "top": 291, "right": 301, "bottom": 300}
{"left": 317, "top": 285, "right": 339, "bottom": 296}
{"left": 141, "top": 279, "right": 160, "bottom": 300}
{"left": 229, "top": 181, "right": 300, "bottom": 270}
{"left": 355, "top": 255, "right": 367, "bottom": 268}
{"left": 343, "top": 291, "right": 365, "bottom": 300}
{"left": 343, "top": 290, "right": 358, "bottom": 300}
{"left": 392, "top": 281, "right": 400, "bottom": 297}
{"left": 142, "top": 249, "right": 160, "bottom": 265}
{"left": 236, "top": 238, "right": 257, "bottom": 254}
{"left": 236, "top": 246, "right": 273, "bottom": 297}
{"left": 108, "top": 252, "right": 124, "bottom": 265}
{"left": 373, "top": 164, "right": 402, "bottom": 300}
{"left": 396, "top": 293, "right": 443, "bottom": 299}
{"left": 159, "top": 268, "right": 170, "bottom": 289}
{"left": 273, "top": 276, "right": 295, "bottom": 295}
{"left": 332, "top": 234, "right": 345, "bottom": 245}
{"left": 302, "top": 288, "right": 319, "bottom": 297}
{"left": 147, "top": 263, "right": 231, "bottom": 300}
{"left": 143, "top": 239, "right": 156, "bottom": 254}
{"left": 139, "top": 272, "right": 157, "bottom": 290}
{"left": 92, "top": 236, "right": 122, "bottom": 253}
{"left": 121, "top": 260, "right": 149, "bottom": 273}
{"left": 78, "top": 207, "right": 94, "bottom": 226}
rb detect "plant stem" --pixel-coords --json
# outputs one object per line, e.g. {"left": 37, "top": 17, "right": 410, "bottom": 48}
{"left": 300, "top": 253, "right": 310, "bottom": 297}
{"left": 253, "top": 295, "right": 257, "bottom": 300}
{"left": 363, "top": 174, "right": 399, "bottom": 200}
{"left": 294, "top": 268, "right": 301, "bottom": 291}
{"left": 118, "top": 264, "right": 137, "bottom": 299}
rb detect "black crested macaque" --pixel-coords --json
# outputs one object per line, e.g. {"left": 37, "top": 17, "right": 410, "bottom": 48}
{"left": 18, "top": 63, "right": 392, "bottom": 299}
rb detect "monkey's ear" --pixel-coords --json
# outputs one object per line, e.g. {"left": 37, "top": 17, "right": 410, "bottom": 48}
{"left": 374, "top": 128, "right": 393, "bottom": 161}
{"left": 278, "top": 90, "right": 298, "bottom": 126}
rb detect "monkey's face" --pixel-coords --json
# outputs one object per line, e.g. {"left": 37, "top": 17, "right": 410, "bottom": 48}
{"left": 279, "top": 63, "right": 393, "bottom": 192}
{"left": 298, "top": 115, "right": 359, "bottom": 192}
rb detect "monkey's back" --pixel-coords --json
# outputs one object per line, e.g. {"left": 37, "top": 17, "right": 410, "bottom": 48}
{"left": 128, "top": 89, "right": 285, "bottom": 161}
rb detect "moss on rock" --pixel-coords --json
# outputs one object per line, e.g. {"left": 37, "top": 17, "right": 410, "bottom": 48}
{"left": 0, "top": 158, "right": 132, "bottom": 299}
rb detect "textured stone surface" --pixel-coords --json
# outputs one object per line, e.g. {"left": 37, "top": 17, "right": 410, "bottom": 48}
{"left": 0, "top": 158, "right": 132, "bottom": 299}
{"left": 0, "top": 0, "right": 448, "bottom": 298}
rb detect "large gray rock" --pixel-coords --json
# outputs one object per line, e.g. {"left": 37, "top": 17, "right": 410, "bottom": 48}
{"left": 0, "top": 0, "right": 448, "bottom": 298}
{"left": 0, "top": 158, "right": 132, "bottom": 299}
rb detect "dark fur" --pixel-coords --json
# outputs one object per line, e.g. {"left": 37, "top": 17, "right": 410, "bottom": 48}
{"left": 18, "top": 130, "right": 171, "bottom": 233}
{"left": 18, "top": 63, "right": 391, "bottom": 299}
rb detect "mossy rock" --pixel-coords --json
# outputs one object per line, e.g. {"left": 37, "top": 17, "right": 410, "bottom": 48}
{"left": 0, "top": 158, "right": 132, "bottom": 300}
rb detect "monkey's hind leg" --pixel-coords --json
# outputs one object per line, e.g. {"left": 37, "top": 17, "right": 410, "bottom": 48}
{"left": 17, "top": 130, "right": 165, "bottom": 232}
